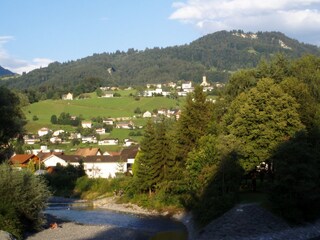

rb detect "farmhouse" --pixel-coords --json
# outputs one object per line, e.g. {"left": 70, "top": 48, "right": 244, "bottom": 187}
{"left": 38, "top": 127, "right": 50, "bottom": 137}
{"left": 81, "top": 121, "right": 92, "bottom": 128}
{"left": 62, "top": 92, "right": 73, "bottom": 100}
{"left": 142, "top": 111, "right": 152, "bottom": 118}
{"left": 9, "top": 154, "right": 40, "bottom": 168}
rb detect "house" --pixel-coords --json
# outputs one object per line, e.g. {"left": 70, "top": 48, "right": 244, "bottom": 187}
{"left": 98, "top": 138, "right": 119, "bottom": 146}
{"left": 81, "top": 136, "right": 97, "bottom": 143}
{"left": 24, "top": 136, "right": 40, "bottom": 145}
{"left": 103, "top": 118, "right": 114, "bottom": 125}
{"left": 101, "top": 93, "right": 114, "bottom": 98}
{"left": 182, "top": 81, "right": 192, "bottom": 90}
{"left": 69, "top": 132, "right": 81, "bottom": 139}
{"left": 69, "top": 155, "right": 125, "bottom": 178}
{"left": 142, "top": 111, "right": 152, "bottom": 118}
{"left": 62, "top": 92, "right": 73, "bottom": 100}
{"left": 50, "top": 137, "right": 62, "bottom": 144}
{"left": 123, "top": 138, "right": 137, "bottom": 147}
{"left": 42, "top": 154, "right": 69, "bottom": 168}
{"left": 9, "top": 154, "right": 40, "bottom": 168}
{"left": 82, "top": 121, "right": 92, "bottom": 128}
{"left": 53, "top": 130, "right": 65, "bottom": 137}
{"left": 116, "top": 121, "right": 134, "bottom": 129}
{"left": 120, "top": 145, "right": 139, "bottom": 174}
{"left": 38, "top": 128, "right": 50, "bottom": 137}
{"left": 41, "top": 145, "right": 139, "bottom": 178}
{"left": 75, "top": 147, "right": 103, "bottom": 156}
{"left": 96, "top": 128, "right": 106, "bottom": 135}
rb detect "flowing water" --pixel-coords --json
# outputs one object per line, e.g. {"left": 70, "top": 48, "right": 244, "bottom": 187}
{"left": 45, "top": 202, "right": 187, "bottom": 234}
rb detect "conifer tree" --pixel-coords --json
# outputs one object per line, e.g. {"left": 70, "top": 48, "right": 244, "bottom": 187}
{"left": 175, "top": 85, "right": 214, "bottom": 163}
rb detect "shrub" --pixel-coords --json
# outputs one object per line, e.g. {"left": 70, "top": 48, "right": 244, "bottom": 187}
{"left": 0, "top": 163, "right": 50, "bottom": 239}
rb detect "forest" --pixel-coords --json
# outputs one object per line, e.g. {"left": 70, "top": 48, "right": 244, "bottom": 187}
{"left": 2, "top": 30, "right": 320, "bottom": 103}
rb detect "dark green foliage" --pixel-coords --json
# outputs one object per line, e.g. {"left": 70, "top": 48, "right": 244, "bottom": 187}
{"left": 51, "top": 112, "right": 81, "bottom": 126}
{"left": 176, "top": 85, "right": 214, "bottom": 162}
{"left": 50, "top": 114, "right": 57, "bottom": 124}
{"left": 223, "top": 78, "right": 304, "bottom": 172}
{"left": 3, "top": 31, "right": 319, "bottom": 100}
{"left": 270, "top": 128, "right": 320, "bottom": 223}
{"left": 0, "top": 86, "right": 26, "bottom": 161}
{"left": 192, "top": 152, "right": 243, "bottom": 225}
{"left": 0, "top": 164, "right": 50, "bottom": 239}
{"left": 44, "top": 162, "right": 86, "bottom": 197}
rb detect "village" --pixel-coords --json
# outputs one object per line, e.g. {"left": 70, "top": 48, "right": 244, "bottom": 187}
{"left": 9, "top": 77, "right": 225, "bottom": 180}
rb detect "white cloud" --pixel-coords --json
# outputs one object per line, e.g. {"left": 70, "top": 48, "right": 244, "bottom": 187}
{"left": 170, "top": 0, "right": 320, "bottom": 45}
{"left": 0, "top": 36, "right": 53, "bottom": 74}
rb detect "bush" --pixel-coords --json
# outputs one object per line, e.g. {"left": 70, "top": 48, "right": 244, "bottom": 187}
{"left": 0, "top": 164, "right": 50, "bottom": 239}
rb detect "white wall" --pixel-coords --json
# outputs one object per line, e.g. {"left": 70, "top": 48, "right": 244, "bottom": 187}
{"left": 70, "top": 162, "right": 127, "bottom": 178}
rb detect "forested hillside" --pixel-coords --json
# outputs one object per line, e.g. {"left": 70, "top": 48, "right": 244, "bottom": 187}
{"left": 2, "top": 30, "right": 320, "bottom": 101}
{"left": 0, "top": 65, "right": 14, "bottom": 77}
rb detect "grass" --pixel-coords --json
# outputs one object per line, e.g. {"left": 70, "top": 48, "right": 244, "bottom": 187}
{"left": 23, "top": 95, "right": 182, "bottom": 133}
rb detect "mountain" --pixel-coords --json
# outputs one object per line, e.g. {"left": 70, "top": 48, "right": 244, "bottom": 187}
{"left": 2, "top": 30, "right": 320, "bottom": 100}
{"left": 0, "top": 65, "right": 15, "bottom": 77}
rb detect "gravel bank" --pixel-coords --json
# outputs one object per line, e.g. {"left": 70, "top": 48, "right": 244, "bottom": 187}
{"left": 25, "top": 214, "right": 152, "bottom": 240}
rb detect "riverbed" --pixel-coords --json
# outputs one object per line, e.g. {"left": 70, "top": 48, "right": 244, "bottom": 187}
{"left": 26, "top": 198, "right": 188, "bottom": 240}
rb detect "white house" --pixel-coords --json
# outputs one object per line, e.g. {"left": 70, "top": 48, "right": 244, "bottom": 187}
{"left": 182, "top": 81, "right": 192, "bottom": 90}
{"left": 96, "top": 128, "right": 106, "bottom": 135}
{"left": 123, "top": 138, "right": 137, "bottom": 147}
{"left": 82, "top": 121, "right": 92, "bottom": 128}
{"left": 81, "top": 136, "right": 97, "bottom": 143}
{"left": 42, "top": 154, "right": 69, "bottom": 168}
{"left": 69, "top": 155, "right": 125, "bottom": 178}
{"left": 62, "top": 92, "right": 73, "bottom": 100}
{"left": 103, "top": 118, "right": 114, "bottom": 125}
{"left": 38, "top": 128, "right": 50, "bottom": 137}
{"left": 42, "top": 145, "right": 139, "bottom": 178}
{"left": 142, "top": 111, "right": 152, "bottom": 118}
{"left": 50, "top": 137, "right": 62, "bottom": 144}
{"left": 101, "top": 93, "right": 114, "bottom": 98}
{"left": 53, "top": 130, "right": 65, "bottom": 137}
{"left": 98, "top": 139, "right": 119, "bottom": 146}
{"left": 116, "top": 121, "right": 134, "bottom": 129}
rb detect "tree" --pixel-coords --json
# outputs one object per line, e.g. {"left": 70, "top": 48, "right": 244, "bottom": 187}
{"left": 175, "top": 85, "right": 214, "bottom": 163}
{"left": 0, "top": 163, "right": 50, "bottom": 239}
{"left": 280, "top": 77, "right": 318, "bottom": 129}
{"left": 270, "top": 128, "right": 320, "bottom": 223}
{"left": 133, "top": 120, "right": 157, "bottom": 194}
{"left": 0, "top": 87, "right": 26, "bottom": 161}
{"left": 223, "top": 78, "right": 304, "bottom": 172}
{"left": 150, "top": 119, "right": 175, "bottom": 186}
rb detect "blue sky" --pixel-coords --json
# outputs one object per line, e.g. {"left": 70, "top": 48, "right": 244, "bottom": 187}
{"left": 1, "top": 0, "right": 320, "bottom": 74}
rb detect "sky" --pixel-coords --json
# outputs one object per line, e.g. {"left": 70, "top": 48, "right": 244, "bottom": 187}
{"left": 1, "top": 0, "right": 320, "bottom": 74}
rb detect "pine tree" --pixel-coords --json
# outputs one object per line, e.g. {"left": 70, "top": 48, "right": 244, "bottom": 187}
{"left": 134, "top": 120, "right": 157, "bottom": 194}
{"left": 176, "top": 85, "right": 214, "bottom": 163}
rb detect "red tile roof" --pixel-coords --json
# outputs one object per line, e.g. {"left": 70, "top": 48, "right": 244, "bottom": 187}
{"left": 10, "top": 154, "right": 37, "bottom": 165}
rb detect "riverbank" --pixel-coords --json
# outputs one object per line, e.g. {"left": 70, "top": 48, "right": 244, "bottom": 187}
{"left": 26, "top": 214, "right": 152, "bottom": 240}
{"left": 93, "top": 196, "right": 197, "bottom": 239}
{"left": 25, "top": 196, "right": 191, "bottom": 240}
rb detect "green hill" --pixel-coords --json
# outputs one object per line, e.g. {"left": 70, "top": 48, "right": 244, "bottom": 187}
{"left": 23, "top": 92, "right": 181, "bottom": 133}
{"left": 2, "top": 30, "right": 320, "bottom": 101}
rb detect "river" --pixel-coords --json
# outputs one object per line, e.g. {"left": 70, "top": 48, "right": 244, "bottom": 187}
{"left": 45, "top": 201, "right": 187, "bottom": 235}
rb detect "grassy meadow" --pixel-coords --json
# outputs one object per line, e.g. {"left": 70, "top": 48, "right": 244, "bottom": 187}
{"left": 23, "top": 92, "right": 183, "bottom": 137}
